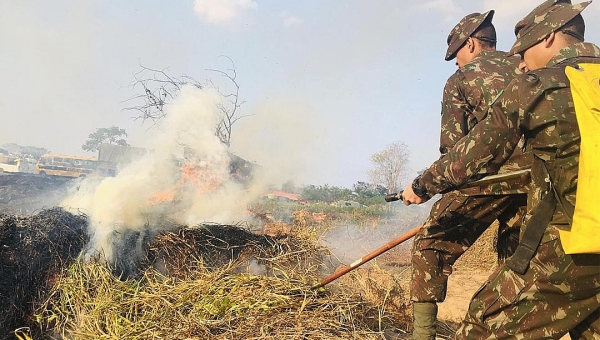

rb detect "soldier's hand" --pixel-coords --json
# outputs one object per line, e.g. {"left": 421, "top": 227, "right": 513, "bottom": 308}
{"left": 401, "top": 184, "right": 425, "bottom": 206}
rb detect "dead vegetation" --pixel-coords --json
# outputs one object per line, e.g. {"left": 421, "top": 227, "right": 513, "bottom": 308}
{"left": 0, "top": 206, "right": 411, "bottom": 339}
{"left": 0, "top": 208, "right": 87, "bottom": 340}
{"left": 0, "top": 175, "right": 501, "bottom": 340}
{"left": 34, "top": 222, "right": 403, "bottom": 340}
{"left": 36, "top": 261, "right": 388, "bottom": 339}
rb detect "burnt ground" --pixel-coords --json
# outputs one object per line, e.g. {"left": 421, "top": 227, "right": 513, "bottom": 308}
{"left": 0, "top": 208, "right": 88, "bottom": 340}
{"left": 0, "top": 173, "right": 75, "bottom": 215}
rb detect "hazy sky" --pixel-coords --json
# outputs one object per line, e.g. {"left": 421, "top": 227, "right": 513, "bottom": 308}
{"left": 1, "top": 0, "right": 599, "bottom": 188}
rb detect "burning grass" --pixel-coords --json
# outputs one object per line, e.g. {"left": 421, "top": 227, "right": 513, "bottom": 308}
{"left": 0, "top": 202, "right": 422, "bottom": 339}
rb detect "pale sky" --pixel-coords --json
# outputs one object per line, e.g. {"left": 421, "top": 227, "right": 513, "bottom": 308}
{"left": 1, "top": 0, "right": 599, "bottom": 188}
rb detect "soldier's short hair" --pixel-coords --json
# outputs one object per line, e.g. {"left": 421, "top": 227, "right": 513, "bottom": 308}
{"left": 559, "top": 13, "right": 585, "bottom": 43}
{"left": 473, "top": 21, "right": 497, "bottom": 49}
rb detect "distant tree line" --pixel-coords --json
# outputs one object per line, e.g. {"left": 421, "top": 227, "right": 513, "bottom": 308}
{"left": 300, "top": 181, "right": 387, "bottom": 206}
{"left": 1, "top": 143, "right": 49, "bottom": 159}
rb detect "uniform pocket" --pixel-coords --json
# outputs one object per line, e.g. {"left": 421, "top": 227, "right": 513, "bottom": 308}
{"left": 468, "top": 266, "right": 528, "bottom": 332}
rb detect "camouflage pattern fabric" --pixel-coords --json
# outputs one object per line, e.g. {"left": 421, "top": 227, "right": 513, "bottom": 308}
{"left": 419, "top": 42, "right": 600, "bottom": 229}
{"left": 458, "top": 169, "right": 531, "bottom": 196}
{"left": 411, "top": 192, "right": 526, "bottom": 302}
{"left": 456, "top": 239, "right": 600, "bottom": 339}
{"left": 411, "top": 49, "right": 531, "bottom": 304}
{"left": 416, "top": 42, "right": 600, "bottom": 339}
{"left": 445, "top": 11, "right": 495, "bottom": 61}
{"left": 509, "top": 0, "right": 591, "bottom": 55}
{"left": 439, "top": 50, "right": 531, "bottom": 173}
{"left": 440, "top": 50, "right": 520, "bottom": 156}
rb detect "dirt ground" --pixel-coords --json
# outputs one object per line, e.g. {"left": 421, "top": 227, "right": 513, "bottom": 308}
{"left": 387, "top": 226, "right": 571, "bottom": 340}
{"left": 438, "top": 270, "right": 490, "bottom": 322}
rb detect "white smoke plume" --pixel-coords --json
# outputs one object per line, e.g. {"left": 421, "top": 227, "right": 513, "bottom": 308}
{"left": 61, "top": 85, "right": 268, "bottom": 268}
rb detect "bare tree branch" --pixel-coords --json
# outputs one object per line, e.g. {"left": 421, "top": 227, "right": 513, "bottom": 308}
{"left": 206, "top": 55, "right": 251, "bottom": 147}
{"left": 122, "top": 64, "right": 195, "bottom": 125}
{"left": 122, "top": 57, "right": 250, "bottom": 147}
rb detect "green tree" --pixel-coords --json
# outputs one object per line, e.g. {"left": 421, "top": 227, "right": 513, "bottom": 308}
{"left": 82, "top": 126, "right": 129, "bottom": 153}
{"left": 301, "top": 184, "right": 352, "bottom": 203}
{"left": 367, "top": 141, "right": 410, "bottom": 194}
{"left": 352, "top": 181, "right": 387, "bottom": 205}
{"left": 352, "top": 181, "right": 387, "bottom": 196}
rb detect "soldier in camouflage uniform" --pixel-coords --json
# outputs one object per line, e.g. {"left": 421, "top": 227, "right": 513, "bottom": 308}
{"left": 392, "top": 11, "right": 532, "bottom": 340}
{"left": 402, "top": 0, "right": 600, "bottom": 338}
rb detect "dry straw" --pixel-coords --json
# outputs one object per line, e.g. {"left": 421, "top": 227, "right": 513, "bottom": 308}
{"left": 35, "top": 224, "right": 401, "bottom": 339}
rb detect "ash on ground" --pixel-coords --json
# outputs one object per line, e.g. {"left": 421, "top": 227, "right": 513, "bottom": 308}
{"left": 0, "top": 173, "right": 75, "bottom": 215}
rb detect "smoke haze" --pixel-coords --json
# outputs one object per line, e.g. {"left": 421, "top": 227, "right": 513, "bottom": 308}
{"left": 60, "top": 86, "right": 273, "bottom": 264}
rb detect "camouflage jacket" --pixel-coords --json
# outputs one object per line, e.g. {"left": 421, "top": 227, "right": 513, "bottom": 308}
{"left": 440, "top": 50, "right": 519, "bottom": 154}
{"left": 440, "top": 50, "right": 530, "bottom": 177}
{"left": 419, "top": 42, "right": 600, "bottom": 237}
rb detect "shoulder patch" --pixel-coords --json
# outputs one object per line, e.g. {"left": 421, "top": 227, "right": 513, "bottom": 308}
{"left": 526, "top": 73, "right": 539, "bottom": 83}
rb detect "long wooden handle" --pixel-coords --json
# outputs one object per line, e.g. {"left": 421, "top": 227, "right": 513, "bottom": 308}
{"left": 311, "top": 224, "right": 422, "bottom": 290}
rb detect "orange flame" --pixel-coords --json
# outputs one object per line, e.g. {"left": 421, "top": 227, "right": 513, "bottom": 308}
{"left": 147, "top": 161, "right": 225, "bottom": 205}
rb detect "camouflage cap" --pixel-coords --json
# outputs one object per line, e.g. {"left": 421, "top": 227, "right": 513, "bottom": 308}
{"left": 445, "top": 10, "right": 495, "bottom": 61}
{"left": 508, "top": 0, "right": 592, "bottom": 56}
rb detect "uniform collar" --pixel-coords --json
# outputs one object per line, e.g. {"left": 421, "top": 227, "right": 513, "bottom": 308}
{"left": 547, "top": 42, "right": 600, "bottom": 67}
{"left": 462, "top": 50, "right": 504, "bottom": 69}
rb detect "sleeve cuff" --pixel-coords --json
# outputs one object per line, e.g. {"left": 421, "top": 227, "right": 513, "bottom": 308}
{"left": 412, "top": 176, "right": 431, "bottom": 200}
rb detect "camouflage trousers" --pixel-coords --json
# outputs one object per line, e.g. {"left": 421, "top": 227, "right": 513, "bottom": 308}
{"left": 411, "top": 192, "right": 527, "bottom": 302}
{"left": 456, "top": 230, "right": 600, "bottom": 339}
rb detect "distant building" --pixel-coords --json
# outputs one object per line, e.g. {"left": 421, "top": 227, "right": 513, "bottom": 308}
{"left": 0, "top": 154, "right": 36, "bottom": 174}
{"left": 97, "top": 144, "right": 147, "bottom": 176}
{"left": 265, "top": 190, "right": 302, "bottom": 202}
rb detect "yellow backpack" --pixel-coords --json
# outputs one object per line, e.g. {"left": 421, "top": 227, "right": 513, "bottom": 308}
{"left": 559, "top": 63, "right": 600, "bottom": 254}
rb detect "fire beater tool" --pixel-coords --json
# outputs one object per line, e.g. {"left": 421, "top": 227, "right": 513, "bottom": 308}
{"left": 312, "top": 169, "right": 530, "bottom": 289}
{"left": 311, "top": 224, "right": 421, "bottom": 290}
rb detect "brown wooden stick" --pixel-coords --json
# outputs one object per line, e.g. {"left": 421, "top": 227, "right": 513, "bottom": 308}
{"left": 311, "top": 224, "right": 422, "bottom": 290}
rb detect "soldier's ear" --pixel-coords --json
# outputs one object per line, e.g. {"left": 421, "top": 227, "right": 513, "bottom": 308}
{"left": 467, "top": 37, "right": 476, "bottom": 53}
{"left": 544, "top": 32, "right": 556, "bottom": 48}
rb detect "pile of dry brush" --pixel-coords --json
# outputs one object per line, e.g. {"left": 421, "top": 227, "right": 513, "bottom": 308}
{"left": 0, "top": 208, "right": 87, "bottom": 340}
{"left": 1, "top": 208, "right": 414, "bottom": 340}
